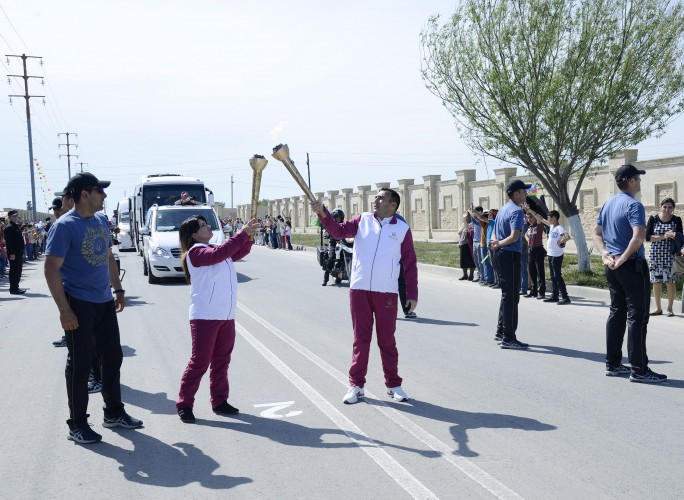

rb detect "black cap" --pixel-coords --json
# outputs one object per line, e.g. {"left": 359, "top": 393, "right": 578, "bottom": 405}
{"left": 50, "top": 197, "right": 63, "bottom": 210}
{"left": 506, "top": 179, "right": 532, "bottom": 194}
{"left": 63, "top": 172, "right": 111, "bottom": 196}
{"left": 614, "top": 164, "right": 645, "bottom": 181}
{"left": 7, "top": 210, "right": 18, "bottom": 217}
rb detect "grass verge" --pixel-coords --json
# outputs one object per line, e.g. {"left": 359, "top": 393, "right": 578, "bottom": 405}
{"left": 290, "top": 233, "right": 683, "bottom": 299}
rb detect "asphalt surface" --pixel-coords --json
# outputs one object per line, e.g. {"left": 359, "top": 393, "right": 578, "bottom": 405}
{"left": 1, "top": 246, "right": 683, "bottom": 499}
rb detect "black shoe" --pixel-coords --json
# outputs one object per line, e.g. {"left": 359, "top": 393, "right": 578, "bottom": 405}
{"left": 9, "top": 289, "right": 26, "bottom": 295}
{"left": 103, "top": 411, "right": 143, "bottom": 429}
{"left": 321, "top": 282, "right": 327, "bottom": 286}
{"left": 52, "top": 336, "right": 67, "bottom": 347}
{"left": 543, "top": 296, "right": 559, "bottom": 303}
{"left": 629, "top": 369, "right": 667, "bottom": 384}
{"left": 606, "top": 364, "right": 631, "bottom": 377}
{"left": 494, "top": 332, "right": 504, "bottom": 342}
{"left": 557, "top": 297, "right": 571, "bottom": 305}
{"left": 213, "top": 401, "right": 239, "bottom": 415}
{"left": 177, "top": 407, "right": 196, "bottom": 423}
{"left": 500, "top": 339, "right": 529, "bottom": 350}
{"left": 458, "top": 276, "right": 468, "bottom": 281}
{"left": 67, "top": 420, "right": 102, "bottom": 445}
{"left": 524, "top": 291, "right": 537, "bottom": 298}
{"left": 491, "top": 284, "right": 501, "bottom": 289}
{"left": 537, "top": 293, "right": 546, "bottom": 299}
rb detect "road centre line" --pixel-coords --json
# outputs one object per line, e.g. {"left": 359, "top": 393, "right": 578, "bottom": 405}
{"left": 235, "top": 323, "right": 438, "bottom": 500}
{"left": 238, "top": 302, "right": 524, "bottom": 500}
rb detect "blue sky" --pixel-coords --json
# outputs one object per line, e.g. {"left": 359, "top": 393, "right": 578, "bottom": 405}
{"left": 2, "top": 0, "right": 683, "bottom": 215}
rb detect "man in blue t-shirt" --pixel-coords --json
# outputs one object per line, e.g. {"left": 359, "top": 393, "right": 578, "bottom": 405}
{"left": 45, "top": 172, "right": 144, "bottom": 444}
{"left": 593, "top": 165, "right": 666, "bottom": 383}
{"left": 490, "top": 179, "right": 530, "bottom": 349}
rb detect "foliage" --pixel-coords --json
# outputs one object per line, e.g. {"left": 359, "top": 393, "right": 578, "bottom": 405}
{"left": 421, "top": 0, "right": 684, "bottom": 270}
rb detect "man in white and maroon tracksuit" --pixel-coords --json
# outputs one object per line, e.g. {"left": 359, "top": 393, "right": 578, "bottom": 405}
{"left": 311, "top": 188, "right": 418, "bottom": 404}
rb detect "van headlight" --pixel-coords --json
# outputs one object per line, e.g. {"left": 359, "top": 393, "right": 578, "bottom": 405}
{"left": 151, "top": 246, "right": 171, "bottom": 258}
{"left": 119, "top": 230, "right": 126, "bottom": 236}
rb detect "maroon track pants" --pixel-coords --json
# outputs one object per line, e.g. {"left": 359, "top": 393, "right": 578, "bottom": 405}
{"left": 177, "top": 319, "right": 236, "bottom": 409}
{"left": 348, "top": 289, "right": 402, "bottom": 389}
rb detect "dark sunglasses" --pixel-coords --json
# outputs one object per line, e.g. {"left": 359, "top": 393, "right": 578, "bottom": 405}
{"left": 88, "top": 186, "right": 106, "bottom": 194}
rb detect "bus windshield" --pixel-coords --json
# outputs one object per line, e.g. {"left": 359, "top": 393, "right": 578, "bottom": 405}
{"left": 154, "top": 209, "right": 219, "bottom": 232}
{"left": 142, "top": 185, "right": 205, "bottom": 213}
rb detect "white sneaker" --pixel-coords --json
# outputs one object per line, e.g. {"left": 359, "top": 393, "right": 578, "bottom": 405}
{"left": 342, "top": 386, "right": 364, "bottom": 404}
{"left": 387, "top": 386, "right": 408, "bottom": 402}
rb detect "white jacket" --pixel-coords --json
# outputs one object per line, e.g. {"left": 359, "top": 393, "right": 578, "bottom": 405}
{"left": 187, "top": 242, "right": 238, "bottom": 320}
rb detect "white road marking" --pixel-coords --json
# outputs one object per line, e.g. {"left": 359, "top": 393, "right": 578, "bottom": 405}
{"left": 236, "top": 323, "right": 438, "bottom": 500}
{"left": 253, "top": 401, "right": 303, "bottom": 419}
{"left": 238, "top": 302, "right": 524, "bottom": 500}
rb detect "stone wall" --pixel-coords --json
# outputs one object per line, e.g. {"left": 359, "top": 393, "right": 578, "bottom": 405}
{"left": 237, "top": 149, "right": 683, "bottom": 246}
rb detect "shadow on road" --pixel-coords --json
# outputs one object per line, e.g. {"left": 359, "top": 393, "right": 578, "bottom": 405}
{"left": 237, "top": 273, "right": 253, "bottom": 283}
{"left": 123, "top": 295, "right": 148, "bottom": 307}
{"left": 121, "top": 384, "right": 177, "bottom": 415}
{"left": 401, "top": 317, "right": 478, "bottom": 327}
{"left": 84, "top": 430, "right": 252, "bottom": 490}
{"left": 198, "top": 412, "right": 440, "bottom": 458}
{"left": 528, "top": 344, "right": 672, "bottom": 367}
{"left": 381, "top": 398, "right": 556, "bottom": 458}
{"left": 121, "top": 345, "right": 137, "bottom": 357}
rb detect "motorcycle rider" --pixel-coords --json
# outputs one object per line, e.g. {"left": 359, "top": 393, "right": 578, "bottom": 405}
{"left": 322, "top": 208, "right": 346, "bottom": 286}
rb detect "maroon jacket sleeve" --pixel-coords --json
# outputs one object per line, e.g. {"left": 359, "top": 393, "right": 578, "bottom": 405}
{"left": 188, "top": 230, "right": 252, "bottom": 267}
{"left": 319, "top": 208, "right": 361, "bottom": 239}
{"left": 401, "top": 228, "right": 418, "bottom": 301}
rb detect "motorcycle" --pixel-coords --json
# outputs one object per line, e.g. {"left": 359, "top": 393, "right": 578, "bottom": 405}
{"left": 317, "top": 234, "right": 354, "bottom": 285}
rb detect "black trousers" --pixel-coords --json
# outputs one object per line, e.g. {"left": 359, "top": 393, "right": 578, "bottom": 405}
{"left": 528, "top": 247, "right": 546, "bottom": 295}
{"left": 8, "top": 256, "right": 23, "bottom": 291}
{"left": 496, "top": 250, "right": 521, "bottom": 341}
{"left": 605, "top": 259, "right": 651, "bottom": 373}
{"left": 548, "top": 255, "right": 568, "bottom": 298}
{"left": 398, "top": 263, "right": 410, "bottom": 314}
{"left": 65, "top": 295, "right": 124, "bottom": 426}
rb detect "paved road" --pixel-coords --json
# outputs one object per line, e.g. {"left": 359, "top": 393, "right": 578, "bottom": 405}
{"left": 2, "top": 246, "right": 683, "bottom": 499}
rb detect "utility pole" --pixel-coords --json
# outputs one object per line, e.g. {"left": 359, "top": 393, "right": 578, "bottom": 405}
{"left": 75, "top": 162, "right": 88, "bottom": 172}
{"left": 230, "top": 175, "right": 234, "bottom": 209}
{"left": 58, "top": 132, "right": 78, "bottom": 178}
{"left": 306, "top": 153, "right": 311, "bottom": 189}
{"left": 7, "top": 53, "right": 44, "bottom": 222}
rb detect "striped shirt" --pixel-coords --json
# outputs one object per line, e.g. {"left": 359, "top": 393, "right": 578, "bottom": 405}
{"left": 526, "top": 223, "right": 545, "bottom": 249}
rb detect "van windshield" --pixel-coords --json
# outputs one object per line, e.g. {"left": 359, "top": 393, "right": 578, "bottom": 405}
{"left": 119, "top": 211, "right": 130, "bottom": 222}
{"left": 154, "top": 209, "right": 219, "bottom": 232}
{"left": 143, "top": 185, "right": 205, "bottom": 213}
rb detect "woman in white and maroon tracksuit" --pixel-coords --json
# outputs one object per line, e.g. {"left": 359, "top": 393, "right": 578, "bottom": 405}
{"left": 312, "top": 189, "right": 418, "bottom": 405}
{"left": 175, "top": 215, "right": 259, "bottom": 423}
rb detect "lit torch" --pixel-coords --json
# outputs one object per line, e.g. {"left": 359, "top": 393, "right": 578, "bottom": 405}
{"left": 272, "top": 143, "right": 316, "bottom": 203}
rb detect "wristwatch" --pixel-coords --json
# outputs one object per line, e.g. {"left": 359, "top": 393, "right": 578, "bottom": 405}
{"left": 113, "top": 289, "right": 125, "bottom": 295}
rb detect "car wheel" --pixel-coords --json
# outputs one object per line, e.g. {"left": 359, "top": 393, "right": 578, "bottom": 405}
{"left": 148, "top": 264, "right": 160, "bottom": 284}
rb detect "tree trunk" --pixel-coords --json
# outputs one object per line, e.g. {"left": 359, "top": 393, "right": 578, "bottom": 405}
{"left": 566, "top": 214, "right": 591, "bottom": 272}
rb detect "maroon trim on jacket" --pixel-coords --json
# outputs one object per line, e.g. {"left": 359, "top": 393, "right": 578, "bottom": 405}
{"left": 188, "top": 230, "right": 253, "bottom": 267}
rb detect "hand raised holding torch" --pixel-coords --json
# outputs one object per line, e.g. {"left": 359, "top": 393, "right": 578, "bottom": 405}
{"left": 272, "top": 143, "right": 317, "bottom": 203}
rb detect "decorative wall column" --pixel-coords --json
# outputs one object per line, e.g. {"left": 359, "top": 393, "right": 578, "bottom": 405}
{"left": 422, "top": 175, "right": 441, "bottom": 238}
{"left": 455, "top": 169, "right": 477, "bottom": 215}
{"left": 494, "top": 168, "right": 518, "bottom": 206}
{"left": 327, "top": 190, "right": 340, "bottom": 210}
{"left": 290, "top": 196, "right": 300, "bottom": 226}
{"left": 397, "top": 178, "right": 414, "bottom": 225}
{"left": 357, "top": 185, "right": 371, "bottom": 213}
{"left": 341, "top": 188, "right": 354, "bottom": 218}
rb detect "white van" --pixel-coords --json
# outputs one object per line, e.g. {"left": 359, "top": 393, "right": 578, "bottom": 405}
{"left": 115, "top": 197, "right": 135, "bottom": 251}
{"left": 140, "top": 204, "right": 225, "bottom": 283}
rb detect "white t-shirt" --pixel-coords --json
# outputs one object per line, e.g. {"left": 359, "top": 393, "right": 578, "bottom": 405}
{"left": 547, "top": 225, "right": 566, "bottom": 257}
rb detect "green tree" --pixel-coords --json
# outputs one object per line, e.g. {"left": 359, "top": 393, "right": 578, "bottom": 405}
{"left": 421, "top": 0, "right": 684, "bottom": 271}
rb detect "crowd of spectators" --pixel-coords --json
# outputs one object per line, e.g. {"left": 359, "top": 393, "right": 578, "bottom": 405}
{"left": 458, "top": 197, "right": 684, "bottom": 311}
